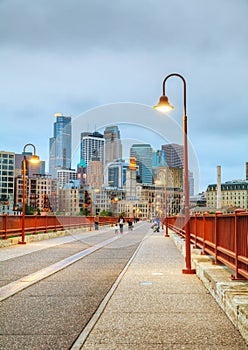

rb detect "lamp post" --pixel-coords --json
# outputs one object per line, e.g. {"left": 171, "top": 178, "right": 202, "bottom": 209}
{"left": 112, "top": 197, "right": 119, "bottom": 217}
{"left": 154, "top": 73, "right": 196, "bottom": 274}
{"left": 19, "top": 143, "right": 40, "bottom": 244}
{"left": 164, "top": 182, "right": 169, "bottom": 238}
{"left": 158, "top": 171, "right": 169, "bottom": 237}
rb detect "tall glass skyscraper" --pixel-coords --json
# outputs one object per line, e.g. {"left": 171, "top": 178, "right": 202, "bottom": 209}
{"left": 130, "top": 144, "right": 153, "bottom": 184}
{"left": 162, "top": 143, "right": 183, "bottom": 168}
{"left": 49, "top": 114, "right": 72, "bottom": 178}
{"left": 104, "top": 126, "right": 122, "bottom": 165}
{"left": 107, "top": 161, "right": 128, "bottom": 188}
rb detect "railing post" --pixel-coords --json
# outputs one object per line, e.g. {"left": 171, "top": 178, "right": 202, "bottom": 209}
{"left": 3, "top": 214, "right": 8, "bottom": 240}
{"left": 54, "top": 215, "right": 57, "bottom": 232}
{"left": 232, "top": 209, "right": 245, "bottom": 279}
{"left": 34, "top": 214, "right": 37, "bottom": 234}
{"left": 165, "top": 214, "right": 169, "bottom": 237}
{"left": 193, "top": 214, "right": 197, "bottom": 248}
{"left": 45, "top": 214, "right": 48, "bottom": 233}
{"left": 90, "top": 216, "right": 92, "bottom": 231}
{"left": 213, "top": 211, "right": 222, "bottom": 264}
{"left": 201, "top": 212, "right": 207, "bottom": 255}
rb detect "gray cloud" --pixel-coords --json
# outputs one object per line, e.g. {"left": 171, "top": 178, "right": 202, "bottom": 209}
{"left": 0, "top": 0, "right": 247, "bottom": 55}
{"left": 0, "top": 0, "right": 248, "bottom": 191}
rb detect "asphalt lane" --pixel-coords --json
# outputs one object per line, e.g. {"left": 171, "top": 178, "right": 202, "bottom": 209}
{"left": 0, "top": 223, "right": 149, "bottom": 350}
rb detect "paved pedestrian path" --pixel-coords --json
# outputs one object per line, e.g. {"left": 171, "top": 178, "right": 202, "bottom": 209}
{"left": 75, "top": 229, "right": 248, "bottom": 350}
{"left": 0, "top": 227, "right": 110, "bottom": 261}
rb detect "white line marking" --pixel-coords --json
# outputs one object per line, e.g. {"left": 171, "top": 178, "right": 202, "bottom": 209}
{"left": 0, "top": 235, "right": 118, "bottom": 302}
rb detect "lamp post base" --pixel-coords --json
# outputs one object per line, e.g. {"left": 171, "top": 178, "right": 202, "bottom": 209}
{"left": 182, "top": 268, "right": 196, "bottom": 274}
{"left": 18, "top": 241, "right": 26, "bottom": 245}
{"left": 165, "top": 222, "right": 169, "bottom": 237}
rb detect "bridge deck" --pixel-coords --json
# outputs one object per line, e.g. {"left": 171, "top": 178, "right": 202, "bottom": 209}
{"left": 0, "top": 223, "right": 247, "bottom": 349}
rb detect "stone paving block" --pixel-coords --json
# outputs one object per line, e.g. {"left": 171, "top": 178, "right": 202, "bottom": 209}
{"left": 238, "top": 303, "right": 248, "bottom": 341}
{"left": 225, "top": 291, "right": 248, "bottom": 326}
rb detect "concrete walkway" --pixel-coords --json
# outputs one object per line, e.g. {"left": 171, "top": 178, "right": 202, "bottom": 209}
{"left": 76, "top": 229, "right": 248, "bottom": 350}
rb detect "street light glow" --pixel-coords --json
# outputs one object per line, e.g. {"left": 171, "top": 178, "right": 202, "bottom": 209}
{"left": 153, "top": 95, "right": 174, "bottom": 112}
{"left": 29, "top": 154, "right": 40, "bottom": 164}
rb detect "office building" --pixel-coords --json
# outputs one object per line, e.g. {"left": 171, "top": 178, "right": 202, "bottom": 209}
{"left": 130, "top": 144, "right": 153, "bottom": 184}
{"left": 188, "top": 170, "right": 195, "bottom": 196}
{"left": 49, "top": 113, "right": 72, "bottom": 178}
{"left": 206, "top": 180, "right": 248, "bottom": 211}
{"left": 59, "top": 180, "right": 80, "bottom": 215}
{"left": 0, "top": 151, "right": 15, "bottom": 214}
{"left": 77, "top": 159, "right": 87, "bottom": 186}
{"left": 162, "top": 143, "right": 183, "bottom": 168}
{"left": 80, "top": 131, "right": 104, "bottom": 166}
{"left": 15, "top": 174, "right": 58, "bottom": 213}
{"left": 87, "top": 151, "right": 104, "bottom": 187}
{"left": 152, "top": 149, "right": 166, "bottom": 167}
{"left": 107, "top": 160, "right": 128, "bottom": 188}
{"left": 104, "top": 125, "right": 122, "bottom": 165}
{"left": 57, "top": 169, "right": 77, "bottom": 189}
{"left": 162, "top": 143, "right": 195, "bottom": 194}
{"left": 152, "top": 149, "right": 167, "bottom": 183}
{"left": 125, "top": 158, "right": 137, "bottom": 199}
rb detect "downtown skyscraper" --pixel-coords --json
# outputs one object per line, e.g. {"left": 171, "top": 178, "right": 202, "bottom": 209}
{"left": 130, "top": 144, "right": 153, "bottom": 185}
{"left": 49, "top": 114, "right": 72, "bottom": 178}
{"left": 80, "top": 131, "right": 105, "bottom": 166}
{"left": 104, "top": 126, "right": 122, "bottom": 165}
{"left": 162, "top": 144, "right": 183, "bottom": 168}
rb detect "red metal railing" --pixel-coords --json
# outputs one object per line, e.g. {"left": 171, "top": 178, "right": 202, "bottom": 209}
{"left": 0, "top": 215, "right": 121, "bottom": 240}
{"left": 165, "top": 209, "right": 248, "bottom": 280}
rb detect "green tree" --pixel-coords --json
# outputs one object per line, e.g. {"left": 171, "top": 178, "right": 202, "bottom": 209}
{"left": 100, "top": 209, "right": 111, "bottom": 217}
{"left": 80, "top": 207, "right": 90, "bottom": 216}
{"left": 25, "top": 204, "right": 35, "bottom": 215}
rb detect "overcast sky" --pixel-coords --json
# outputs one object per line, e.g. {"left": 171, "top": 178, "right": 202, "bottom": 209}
{"left": 1, "top": 0, "right": 248, "bottom": 192}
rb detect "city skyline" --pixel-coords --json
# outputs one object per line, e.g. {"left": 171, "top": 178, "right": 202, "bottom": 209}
{"left": 1, "top": 1, "right": 248, "bottom": 192}
{"left": 1, "top": 105, "right": 245, "bottom": 194}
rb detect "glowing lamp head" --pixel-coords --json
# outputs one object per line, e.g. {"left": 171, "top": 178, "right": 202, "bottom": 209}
{"left": 30, "top": 154, "right": 40, "bottom": 164}
{"left": 153, "top": 95, "right": 174, "bottom": 113}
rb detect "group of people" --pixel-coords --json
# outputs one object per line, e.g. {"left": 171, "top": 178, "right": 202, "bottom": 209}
{"left": 114, "top": 216, "right": 134, "bottom": 234}
{"left": 94, "top": 214, "right": 136, "bottom": 234}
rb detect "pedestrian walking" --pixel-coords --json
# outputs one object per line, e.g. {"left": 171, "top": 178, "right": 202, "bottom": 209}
{"left": 94, "top": 215, "right": 99, "bottom": 230}
{"left": 118, "top": 215, "right": 125, "bottom": 234}
{"left": 114, "top": 223, "right": 119, "bottom": 234}
{"left": 127, "top": 220, "right": 133, "bottom": 231}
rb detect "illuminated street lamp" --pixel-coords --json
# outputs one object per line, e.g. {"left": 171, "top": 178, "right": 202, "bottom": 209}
{"left": 112, "top": 197, "right": 119, "bottom": 217}
{"left": 154, "top": 73, "right": 196, "bottom": 274}
{"left": 19, "top": 143, "right": 40, "bottom": 244}
{"left": 155, "top": 178, "right": 169, "bottom": 237}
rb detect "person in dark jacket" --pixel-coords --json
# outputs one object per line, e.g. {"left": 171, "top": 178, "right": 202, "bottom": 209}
{"left": 118, "top": 215, "right": 125, "bottom": 233}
